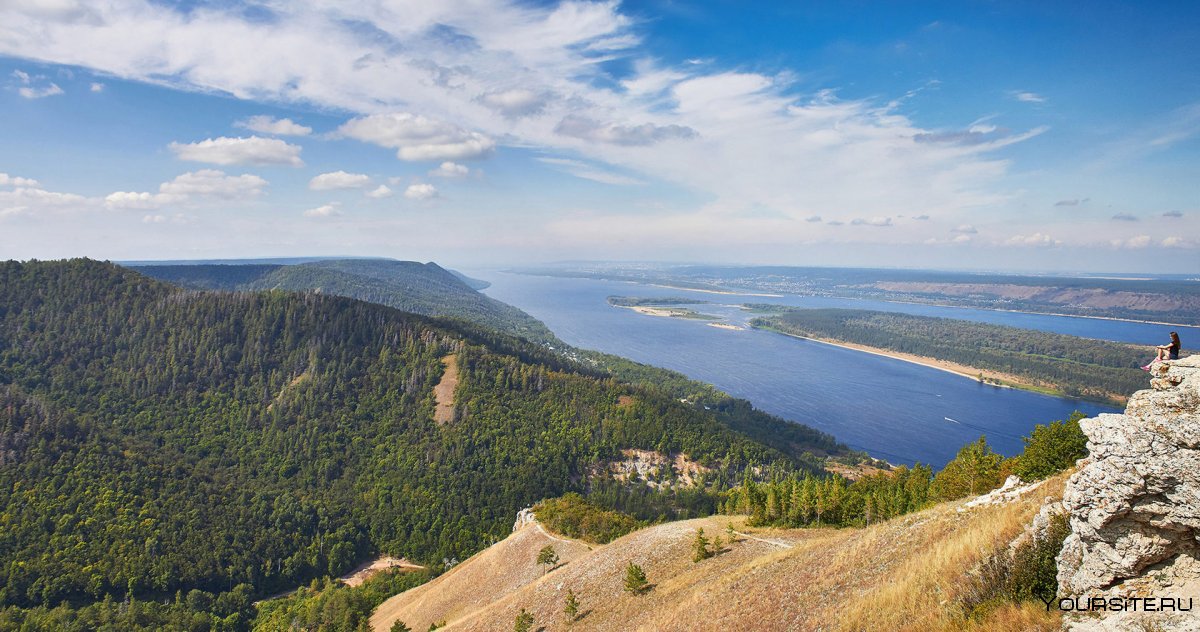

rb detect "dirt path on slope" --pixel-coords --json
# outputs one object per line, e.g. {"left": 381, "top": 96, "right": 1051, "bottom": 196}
{"left": 433, "top": 354, "right": 458, "bottom": 425}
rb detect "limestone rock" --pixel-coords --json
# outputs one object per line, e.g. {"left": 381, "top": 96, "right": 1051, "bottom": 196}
{"left": 1057, "top": 355, "right": 1200, "bottom": 631}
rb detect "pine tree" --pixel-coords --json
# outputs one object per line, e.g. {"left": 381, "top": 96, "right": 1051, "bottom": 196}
{"left": 624, "top": 562, "right": 648, "bottom": 594}
{"left": 514, "top": 608, "right": 534, "bottom": 632}
{"left": 391, "top": 621, "right": 412, "bottom": 632}
{"left": 563, "top": 588, "right": 580, "bottom": 622}
{"left": 725, "top": 522, "right": 737, "bottom": 543}
{"left": 692, "top": 528, "right": 712, "bottom": 562}
{"left": 536, "top": 545, "right": 560, "bottom": 574}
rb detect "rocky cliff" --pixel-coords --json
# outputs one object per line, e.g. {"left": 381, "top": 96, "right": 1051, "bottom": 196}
{"left": 1057, "top": 355, "right": 1200, "bottom": 631}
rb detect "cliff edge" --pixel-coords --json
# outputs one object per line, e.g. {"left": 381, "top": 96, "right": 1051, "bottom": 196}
{"left": 1058, "top": 355, "right": 1200, "bottom": 630}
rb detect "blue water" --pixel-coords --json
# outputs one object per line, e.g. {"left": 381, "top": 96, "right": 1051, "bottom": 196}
{"left": 479, "top": 272, "right": 1130, "bottom": 467}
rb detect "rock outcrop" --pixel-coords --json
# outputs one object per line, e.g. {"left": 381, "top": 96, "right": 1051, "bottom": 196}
{"left": 1057, "top": 355, "right": 1200, "bottom": 631}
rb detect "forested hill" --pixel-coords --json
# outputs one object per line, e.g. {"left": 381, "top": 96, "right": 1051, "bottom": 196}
{"left": 133, "top": 259, "right": 554, "bottom": 344}
{"left": 0, "top": 259, "right": 836, "bottom": 628}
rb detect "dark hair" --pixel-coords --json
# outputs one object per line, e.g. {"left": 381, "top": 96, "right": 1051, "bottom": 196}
{"left": 1170, "top": 331, "right": 1181, "bottom": 346}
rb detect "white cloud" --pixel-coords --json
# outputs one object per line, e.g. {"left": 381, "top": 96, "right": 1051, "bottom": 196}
{"left": 912, "top": 214, "right": 930, "bottom": 220}
{"left": 303, "top": 203, "right": 342, "bottom": 217}
{"left": 1013, "top": 91, "right": 1046, "bottom": 103}
{"left": 0, "top": 173, "right": 40, "bottom": 188}
{"left": 365, "top": 185, "right": 393, "bottom": 199}
{"left": 951, "top": 224, "right": 977, "bottom": 234}
{"left": 237, "top": 115, "right": 312, "bottom": 136}
{"left": 952, "top": 234, "right": 972, "bottom": 243}
{"left": 11, "top": 69, "right": 63, "bottom": 99}
{"left": 554, "top": 114, "right": 697, "bottom": 146}
{"left": 850, "top": 217, "right": 893, "bottom": 227}
{"left": 1162, "top": 236, "right": 1196, "bottom": 249}
{"left": 159, "top": 169, "right": 267, "bottom": 198}
{"left": 105, "top": 169, "right": 268, "bottom": 209}
{"left": 1, "top": 186, "right": 88, "bottom": 217}
{"left": 478, "top": 88, "right": 547, "bottom": 117}
{"left": 169, "top": 136, "right": 303, "bottom": 167}
{"left": 1109, "top": 235, "right": 1153, "bottom": 249}
{"left": 404, "top": 183, "right": 439, "bottom": 200}
{"left": 1004, "top": 232, "right": 1061, "bottom": 247}
{"left": 429, "top": 161, "right": 470, "bottom": 178}
{"left": 90, "top": 82, "right": 104, "bottom": 92}
{"left": 105, "top": 191, "right": 158, "bottom": 209}
{"left": 309, "top": 170, "right": 372, "bottom": 190}
{"left": 338, "top": 113, "right": 494, "bottom": 162}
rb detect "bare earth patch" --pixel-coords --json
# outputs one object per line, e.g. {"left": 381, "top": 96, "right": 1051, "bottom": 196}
{"left": 340, "top": 556, "right": 425, "bottom": 588}
{"left": 433, "top": 354, "right": 458, "bottom": 425}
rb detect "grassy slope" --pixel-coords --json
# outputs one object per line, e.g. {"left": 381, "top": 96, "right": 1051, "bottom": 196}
{"left": 372, "top": 475, "right": 1069, "bottom": 632}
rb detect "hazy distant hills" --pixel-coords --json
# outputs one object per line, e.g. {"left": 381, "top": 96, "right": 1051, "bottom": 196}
{"left": 134, "top": 259, "right": 552, "bottom": 344}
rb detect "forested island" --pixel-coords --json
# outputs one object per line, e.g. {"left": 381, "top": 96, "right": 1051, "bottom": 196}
{"left": 606, "top": 296, "right": 719, "bottom": 320}
{"left": 752, "top": 307, "right": 1155, "bottom": 404}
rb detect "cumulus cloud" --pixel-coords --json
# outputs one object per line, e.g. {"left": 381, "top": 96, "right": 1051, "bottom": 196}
{"left": 0, "top": 173, "right": 40, "bottom": 188}
{"left": 89, "top": 82, "right": 104, "bottom": 92}
{"left": 850, "top": 217, "right": 893, "bottom": 227}
{"left": 169, "top": 136, "right": 303, "bottom": 167}
{"left": 478, "top": 88, "right": 547, "bottom": 117}
{"left": 105, "top": 169, "right": 268, "bottom": 209}
{"left": 951, "top": 224, "right": 977, "bottom": 234}
{"left": 554, "top": 114, "right": 697, "bottom": 146}
{"left": 303, "top": 203, "right": 341, "bottom": 218}
{"left": 1, "top": 185, "right": 88, "bottom": 217}
{"left": 237, "top": 115, "right": 313, "bottom": 136}
{"left": 1005, "top": 232, "right": 1061, "bottom": 247}
{"left": 404, "top": 183, "right": 439, "bottom": 200}
{"left": 1162, "top": 237, "right": 1196, "bottom": 248}
{"left": 11, "top": 69, "right": 63, "bottom": 99}
{"left": 338, "top": 113, "right": 494, "bottom": 161}
{"left": 365, "top": 185, "right": 393, "bottom": 199}
{"left": 952, "top": 234, "right": 971, "bottom": 243}
{"left": 308, "top": 170, "right": 372, "bottom": 190}
{"left": 429, "top": 161, "right": 470, "bottom": 178}
{"left": 1111, "top": 213, "right": 1139, "bottom": 222}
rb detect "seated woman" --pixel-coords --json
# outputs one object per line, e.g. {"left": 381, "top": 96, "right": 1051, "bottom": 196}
{"left": 1143, "top": 331, "right": 1181, "bottom": 370}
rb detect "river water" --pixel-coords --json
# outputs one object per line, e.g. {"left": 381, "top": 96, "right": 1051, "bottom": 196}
{"left": 476, "top": 272, "right": 1169, "bottom": 467}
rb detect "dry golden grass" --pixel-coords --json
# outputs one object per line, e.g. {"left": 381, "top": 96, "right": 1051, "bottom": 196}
{"left": 370, "top": 474, "right": 1071, "bottom": 631}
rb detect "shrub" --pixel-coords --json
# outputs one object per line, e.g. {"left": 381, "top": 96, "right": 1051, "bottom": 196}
{"left": 1013, "top": 412, "right": 1088, "bottom": 481}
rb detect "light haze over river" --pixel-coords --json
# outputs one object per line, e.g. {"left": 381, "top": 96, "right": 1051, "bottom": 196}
{"left": 476, "top": 272, "right": 1155, "bottom": 467}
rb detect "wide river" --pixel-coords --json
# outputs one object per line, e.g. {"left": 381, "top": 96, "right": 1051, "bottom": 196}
{"left": 471, "top": 272, "right": 1187, "bottom": 467}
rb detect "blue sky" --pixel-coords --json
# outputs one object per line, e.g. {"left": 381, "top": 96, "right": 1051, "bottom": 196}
{"left": 0, "top": 0, "right": 1196, "bottom": 272}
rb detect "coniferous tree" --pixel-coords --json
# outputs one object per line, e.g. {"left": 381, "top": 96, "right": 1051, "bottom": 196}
{"left": 624, "top": 563, "right": 648, "bottom": 594}
{"left": 692, "top": 528, "right": 712, "bottom": 562}
{"left": 537, "top": 545, "right": 560, "bottom": 574}
{"left": 514, "top": 608, "right": 534, "bottom": 632}
{"left": 563, "top": 588, "right": 580, "bottom": 622}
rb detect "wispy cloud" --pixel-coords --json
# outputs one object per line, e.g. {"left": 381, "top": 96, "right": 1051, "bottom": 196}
{"left": 11, "top": 69, "right": 63, "bottom": 99}
{"left": 537, "top": 157, "right": 644, "bottom": 185}
{"left": 1012, "top": 91, "right": 1046, "bottom": 103}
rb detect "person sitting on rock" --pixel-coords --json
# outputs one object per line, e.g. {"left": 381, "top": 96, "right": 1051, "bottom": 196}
{"left": 1143, "top": 331, "right": 1181, "bottom": 370}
